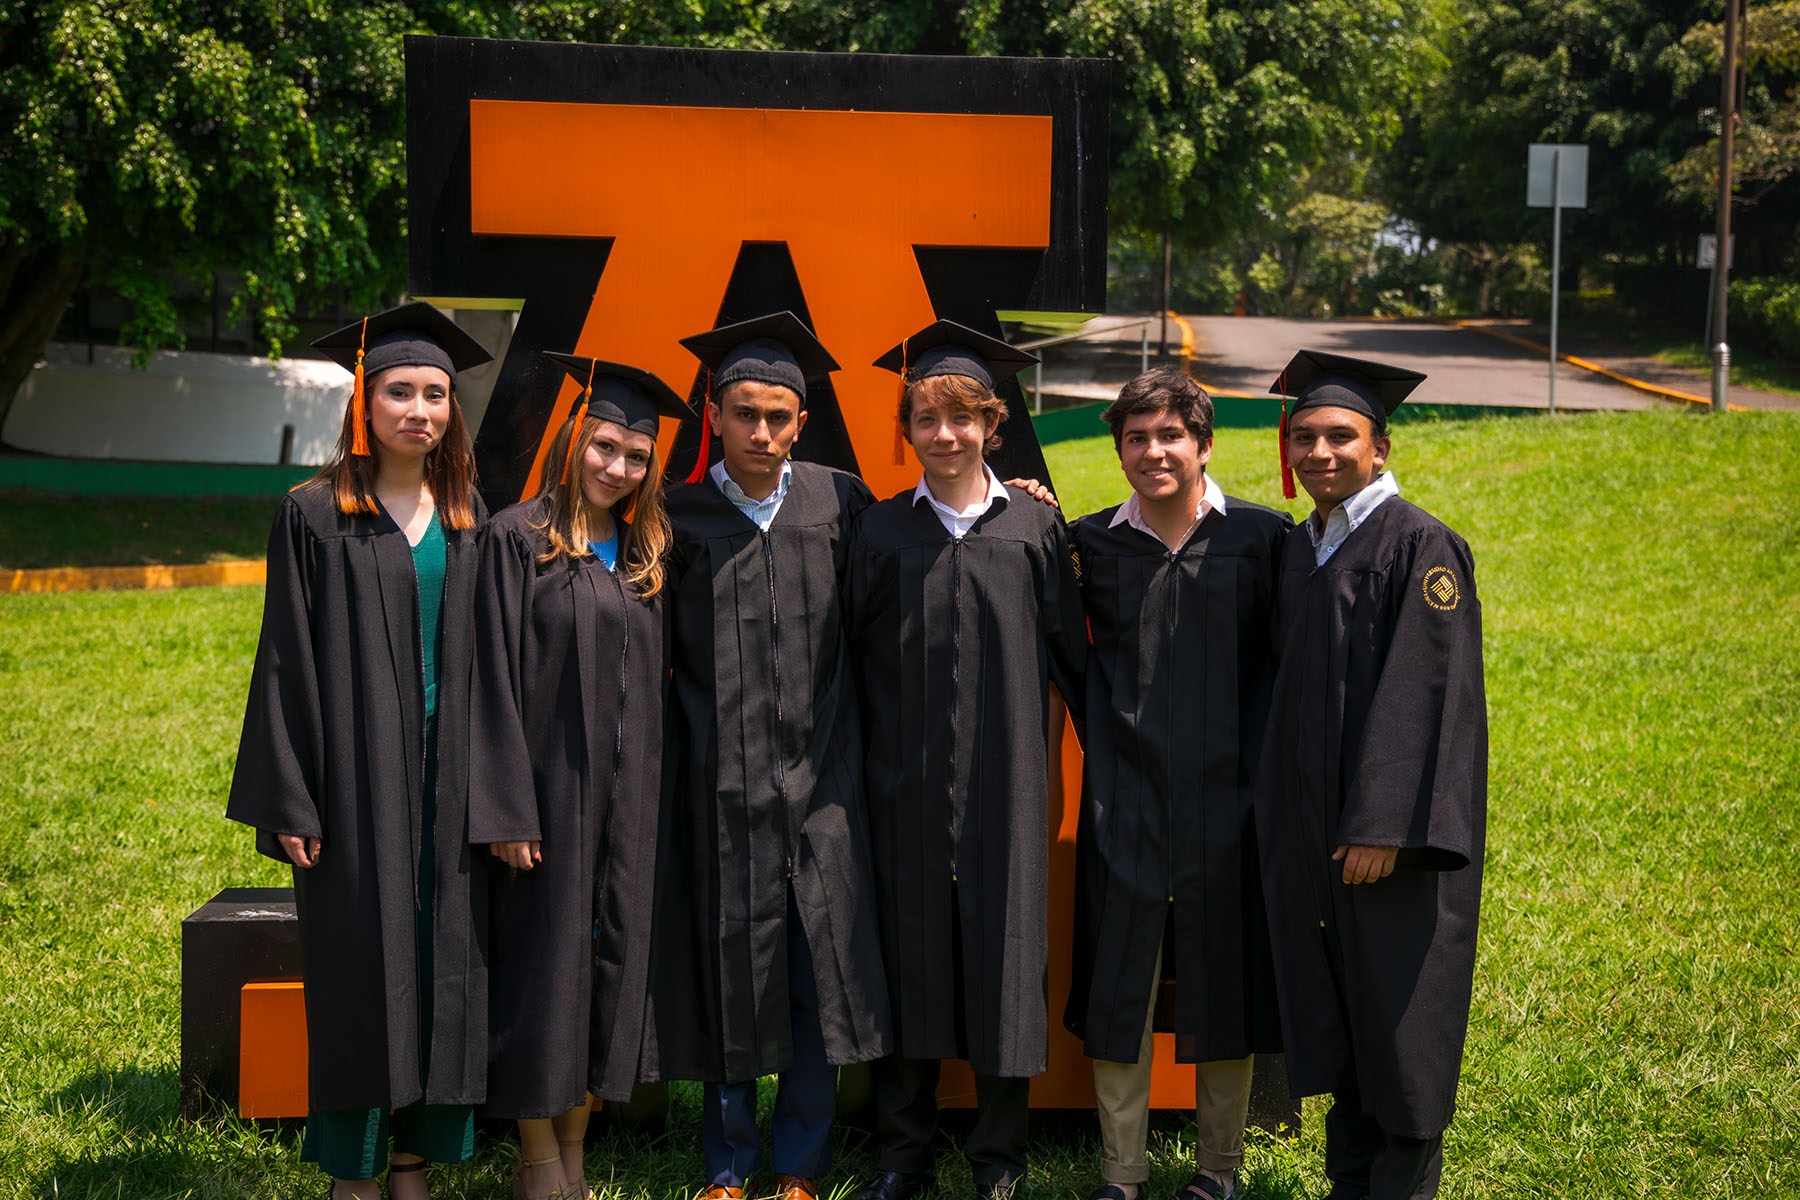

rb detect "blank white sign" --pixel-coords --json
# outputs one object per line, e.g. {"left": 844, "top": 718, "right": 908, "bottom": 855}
{"left": 1527, "top": 144, "right": 1588, "bottom": 208}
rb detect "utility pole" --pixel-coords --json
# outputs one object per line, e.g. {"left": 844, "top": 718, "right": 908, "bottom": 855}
{"left": 1159, "top": 229, "right": 1172, "bottom": 358}
{"left": 1711, "top": 0, "right": 1740, "bottom": 411}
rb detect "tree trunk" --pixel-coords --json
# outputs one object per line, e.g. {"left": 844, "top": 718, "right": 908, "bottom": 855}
{"left": 0, "top": 243, "right": 86, "bottom": 441}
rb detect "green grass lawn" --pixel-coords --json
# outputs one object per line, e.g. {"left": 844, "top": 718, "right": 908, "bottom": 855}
{"left": 3, "top": 410, "right": 1798, "bottom": 1197}
{"left": 0, "top": 492, "right": 279, "bottom": 569}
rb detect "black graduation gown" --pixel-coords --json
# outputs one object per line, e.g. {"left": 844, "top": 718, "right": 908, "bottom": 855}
{"left": 468, "top": 498, "right": 664, "bottom": 1113}
{"left": 226, "top": 481, "right": 488, "bottom": 1112}
{"left": 847, "top": 485, "right": 1087, "bottom": 1079}
{"left": 1064, "top": 498, "right": 1290, "bottom": 1065}
{"left": 1255, "top": 494, "right": 1487, "bottom": 1139}
{"left": 644, "top": 461, "right": 892, "bottom": 1084}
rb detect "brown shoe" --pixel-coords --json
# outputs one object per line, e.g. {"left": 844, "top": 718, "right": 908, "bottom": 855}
{"left": 696, "top": 1187, "right": 746, "bottom": 1200}
{"left": 772, "top": 1177, "right": 819, "bottom": 1200}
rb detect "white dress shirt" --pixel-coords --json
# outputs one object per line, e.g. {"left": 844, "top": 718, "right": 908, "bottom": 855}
{"left": 1306, "top": 471, "right": 1400, "bottom": 566}
{"left": 913, "top": 465, "right": 1009, "bottom": 538}
{"left": 712, "top": 458, "right": 792, "bottom": 532}
{"left": 1109, "top": 473, "right": 1228, "bottom": 550}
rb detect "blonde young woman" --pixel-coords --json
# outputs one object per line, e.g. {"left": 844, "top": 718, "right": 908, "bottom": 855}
{"left": 468, "top": 354, "right": 692, "bottom": 1200}
{"left": 229, "top": 303, "right": 493, "bottom": 1200}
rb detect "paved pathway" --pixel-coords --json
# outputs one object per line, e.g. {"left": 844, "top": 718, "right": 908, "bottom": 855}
{"left": 1031, "top": 315, "right": 1798, "bottom": 412}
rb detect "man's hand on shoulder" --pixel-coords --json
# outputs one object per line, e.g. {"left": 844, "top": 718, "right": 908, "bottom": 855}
{"left": 1006, "top": 477, "right": 1059, "bottom": 509}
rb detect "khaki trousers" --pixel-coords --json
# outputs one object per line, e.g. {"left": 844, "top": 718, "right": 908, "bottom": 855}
{"left": 1092, "top": 950, "right": 1254, "bottom": 1184}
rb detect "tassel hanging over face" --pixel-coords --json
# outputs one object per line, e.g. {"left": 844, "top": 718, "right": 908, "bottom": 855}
{"left": 1277, "top": 375, "right": 1296, "bottom": 499}
{"left": 350, "top": 316, "right": 370, "bottom": 457}
{"left": 892, "top": 338, "right": 910, "bottom": 467}
{"left": 562, "top": 359, "right": 599, "bottom": 486}
{"left": 685, "top": 370, "right": 713, "bottom": 485}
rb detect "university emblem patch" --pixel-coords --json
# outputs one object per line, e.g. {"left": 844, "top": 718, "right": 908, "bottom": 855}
{"left": 1422, "top": 565, "right": 1460, "bottom": 611}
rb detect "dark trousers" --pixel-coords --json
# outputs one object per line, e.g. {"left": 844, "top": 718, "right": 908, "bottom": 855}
{"left": 703, "top": 893, "right": 836, "bottom": 1186}
{"left": 1323, "top": 1083, "right": 1443, "bottom": 1200}
{"left": 873, "top": 1056, "right": 1029, "bottom": 1187}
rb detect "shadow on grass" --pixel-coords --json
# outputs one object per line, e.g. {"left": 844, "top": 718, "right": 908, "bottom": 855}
{"left": 27, "top": 1070, "right": 1317, "bottom": 1200}
{"left": 30, "top": 1067, "right": 295, "bottom": 1199}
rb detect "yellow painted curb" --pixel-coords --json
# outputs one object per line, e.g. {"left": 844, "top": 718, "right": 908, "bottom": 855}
{"left": 1, "top": 560, "right": 266, "bottom": 595}
{"left": 1454, "top": 321, "right": 1746, "bottom": 412}
{"left": 1166, "top": 310, "right": 1196, "bottom": 362}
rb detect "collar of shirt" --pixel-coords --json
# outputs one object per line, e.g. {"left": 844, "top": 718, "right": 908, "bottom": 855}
{"left": 1109, "top": 473, "right": 1228, "bottom": 548}
{"left": 712, "top": 458, "right": 792, "bottom": 532}
{"left": 1306, "top": 471, "right": 1400, "bottom": 566}
{"left": 913, "top": 464, "right": 1009, "bottom": 538}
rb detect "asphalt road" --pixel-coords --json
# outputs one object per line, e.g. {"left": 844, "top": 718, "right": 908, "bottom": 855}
{"left": 1042, "top": 315, "right": 1796, "bottom": 412}
{"left": 1183, "top": 317, "right": 1658, "bottom": 410}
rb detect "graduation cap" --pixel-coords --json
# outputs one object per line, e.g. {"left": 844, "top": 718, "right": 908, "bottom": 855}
{"left": 872, "top": 319, "right": 1039, "bottom": 392}
{"left": 1269, "top": 350, "right": 1426, "bottom": 499}
{"left": 543, "top": 353, "right": 695, "bottom": 486}
{"left": 873, "top": 320, "right": 1040, "bottom": 464}
{"left": 677, "top": 311, "right": 839, "bottom": 484}
{"left": 311, "top": 302, "right": 494, "bottom": 457}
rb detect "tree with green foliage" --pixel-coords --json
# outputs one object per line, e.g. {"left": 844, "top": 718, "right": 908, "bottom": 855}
{"left": 1048, "top": 0, "right": 1448, "bottom": 251}
{"left": 1, "top": 2, "right": 409, "bottom": 431}
{"left": 1665, "top": 1, "right": 1800, "bottom": 211}
{"left": 1381, "top": 0, "right": 1800, "bottom": 310}
{"left": 0, "top": 0, "right": 774, "bottom": 434}
{"left": 1, "top": 0, "right": 1458, "bottom": 433}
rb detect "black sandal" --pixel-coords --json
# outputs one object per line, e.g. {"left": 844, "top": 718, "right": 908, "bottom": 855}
{"left": 1084, "top": 1186, "right": 1137, "bottom": 1200}
{"left": 1175, "top": 1173, "right": 1233, "bottom": 1200}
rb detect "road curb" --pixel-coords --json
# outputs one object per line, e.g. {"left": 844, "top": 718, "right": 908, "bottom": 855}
{"left": 2, "top": 560, "right": 266, "bottom": 595}
{"left": 1453, "top": 321, "right": 1746, "bottom": 412}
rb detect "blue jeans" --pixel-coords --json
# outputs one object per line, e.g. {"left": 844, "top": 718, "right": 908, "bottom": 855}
{"left": 702, "top": 893, "right": 837, "bottom": 1186}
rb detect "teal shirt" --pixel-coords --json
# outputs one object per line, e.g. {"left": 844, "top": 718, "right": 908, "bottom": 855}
{"left": 411, "top": 513, "right": 447, "bottom": 722}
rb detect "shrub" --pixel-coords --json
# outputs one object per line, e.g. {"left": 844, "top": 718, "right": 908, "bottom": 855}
{"left": 1729, "top": 278, "right": 1800, "bottom": 361}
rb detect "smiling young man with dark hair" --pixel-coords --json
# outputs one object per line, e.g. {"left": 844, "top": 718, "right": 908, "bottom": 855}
{"left": 1065, "top": 368, "right": 1290, "bottom": 1200}
{"left": 1257, "top": 352, "right": 1487, "bottom": 1200}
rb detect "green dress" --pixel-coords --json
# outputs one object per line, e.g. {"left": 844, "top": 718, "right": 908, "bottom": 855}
{"left": 302, "top": 513, "right": 476, "bottom": 1178}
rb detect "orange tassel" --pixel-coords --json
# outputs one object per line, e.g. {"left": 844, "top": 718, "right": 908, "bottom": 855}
{"left": 685, "top": 370, "right": 712, "bottom": 484}
{"left": 350, "top": 316, "right": 370, "bottom": 457}
{"left": 562, "top": 360, "right": 598, "bottom": 485}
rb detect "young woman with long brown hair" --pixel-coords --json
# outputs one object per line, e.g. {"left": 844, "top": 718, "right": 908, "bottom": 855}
{"left": 228, "top": 302, "right": 494, "bottom": 1200}
{"left": 467, "top": 354, "right": 690, "bottom": 1200}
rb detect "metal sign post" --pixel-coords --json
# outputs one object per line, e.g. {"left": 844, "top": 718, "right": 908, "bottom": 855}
{"left": 1698, "top": 234, "right": 1735, "bottom": 353}
{"left": 1527, "top": 144, "right": 1589, "bottom": 415}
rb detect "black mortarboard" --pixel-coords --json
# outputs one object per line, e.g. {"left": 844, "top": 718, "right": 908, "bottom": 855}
{"left": 679, "top": 311, "right": 839, "bottom": 403}
{"left": 310, "top": 302, "right": 494, "bottom": 456}
{"left": 312, "top": 301, "right": 494, "bottom": 378}
{"left": 544, "top": 353, "right": 693, "bottom": 486}
{"left": 1268, "top": 350, "right": 1425, "bottom": 499}
{"left": 872, "top": 319, "right": 1039, "bottom": 391}
{"left": 543, "top": 354, "right": 694, "bottom": 437}
{"left": 677, "top": 311, "right": 837, "bottom": 483}
{"left": 1270, "top": 350, "right": 1425, "bottom": 428}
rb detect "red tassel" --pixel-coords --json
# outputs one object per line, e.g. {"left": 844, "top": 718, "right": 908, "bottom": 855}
{"left": 892, "top": 339, "right": 910, "bottom": 467}
{"left": 685, "top": 370, "right": 713, "bottom": 485}
{"left": 349, "top": 316, "right": 370, "bottom": 457}
{"left": 563, "top": 360, "right": 598, "bottom": 486}
{"left": 1278, "top": 392, "right": 1296, "bottom": 500}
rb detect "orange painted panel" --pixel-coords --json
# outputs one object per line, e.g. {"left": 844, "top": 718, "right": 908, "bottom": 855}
{"left": 466, "top": 101, "right": 1054, "bottom": 500}
{"left": 239, "top": 980, "right": 309, "bottom": 1118}
{"left": 938, "top": 714, "right": 1200, "bottom": 1110}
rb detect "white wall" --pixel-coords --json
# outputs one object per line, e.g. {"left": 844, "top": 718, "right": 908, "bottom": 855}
{"left": 4, "top": 310, "right": 516, "bottom": 465}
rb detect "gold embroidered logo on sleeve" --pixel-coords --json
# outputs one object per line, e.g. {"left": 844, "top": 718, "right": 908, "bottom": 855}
{"left": 1422, "top": 565, "right": 1459, "bottom": 611}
